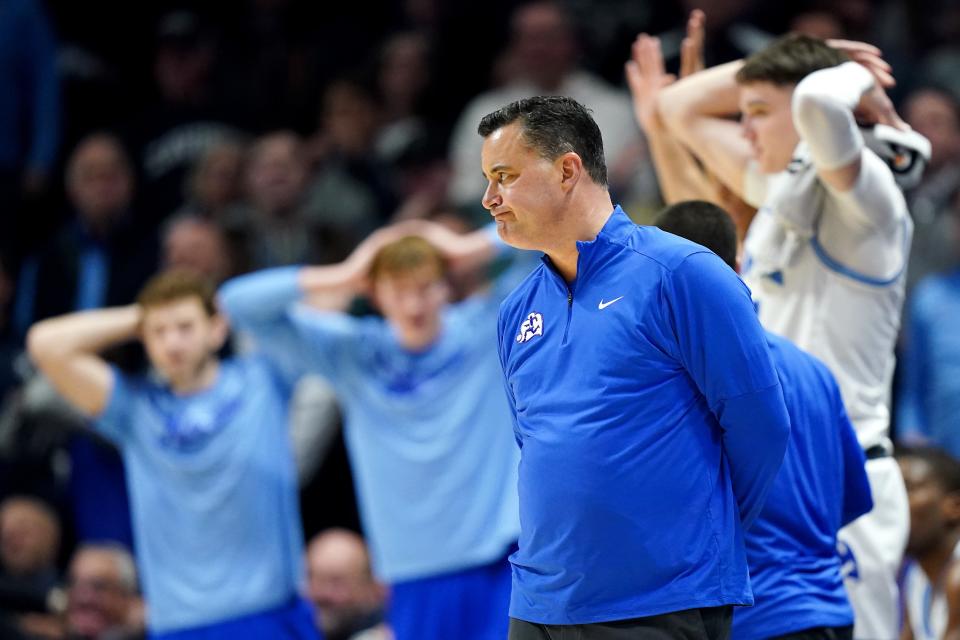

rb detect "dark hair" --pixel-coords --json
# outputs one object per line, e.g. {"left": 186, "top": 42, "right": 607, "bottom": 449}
{"left": 655, "top": 200, "right": 738, "bottom": 270}
{"left": 736, "top": 33, "right": 847, "bottom": 87}
{"left": 477, "top": 96, "right": 607, "bottom": 186}
{"left": 896, "top": 445, "right": 960, "bottom": 494}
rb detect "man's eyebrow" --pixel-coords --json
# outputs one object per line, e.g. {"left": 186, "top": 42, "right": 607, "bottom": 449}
{"left": 482, "top": 163, "right": 510, "bottom": 179}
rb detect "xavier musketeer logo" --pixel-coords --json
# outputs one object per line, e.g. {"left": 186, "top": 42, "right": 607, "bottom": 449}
{"left": 598, "top": 296, "right": 624, "bottom": 310}
{"left": 516, "top": 312, "right": 543, "bottom": 343}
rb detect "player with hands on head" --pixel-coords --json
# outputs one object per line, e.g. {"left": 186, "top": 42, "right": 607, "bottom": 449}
{"left": 26, "top": 270, "right": 319, "bottom": 640}
{"left": 218, "top": 218, "right": 530, "bottom": 640}
{"left": 658, "top": 30, "right": 930, "bottom": 639}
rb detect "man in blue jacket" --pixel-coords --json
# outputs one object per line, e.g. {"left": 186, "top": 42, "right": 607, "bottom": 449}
{"left": 656, "top": 199, "right": 874, "bottom": 640}
{"left": 481, "top": 96, "right": 791, "bottom": 638}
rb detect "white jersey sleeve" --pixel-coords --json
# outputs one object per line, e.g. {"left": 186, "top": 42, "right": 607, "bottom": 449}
{"left": 817, "top": 148, "right": 911, "bottom": 282}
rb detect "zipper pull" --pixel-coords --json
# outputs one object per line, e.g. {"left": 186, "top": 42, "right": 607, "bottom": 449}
{"left": 567, "top": 291, "right": 573, "bottom": 305}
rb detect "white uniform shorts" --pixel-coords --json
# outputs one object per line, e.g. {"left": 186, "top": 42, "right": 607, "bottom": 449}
{"left": 838, "top": 455, "right": 909, "bottom": 640}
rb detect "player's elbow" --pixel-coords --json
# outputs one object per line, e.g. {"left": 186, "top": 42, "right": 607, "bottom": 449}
{"left": 26, "top": 320, "right": 65, "bottom": 369}
{"left": 657, "top": 85, "right": 694, "bottom": 132}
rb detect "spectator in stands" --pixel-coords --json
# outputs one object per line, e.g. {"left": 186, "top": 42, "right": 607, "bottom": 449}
{"left": 897, "top": 200, "right": 960, "bottom": 456}
{"left": 375, "top": 32, "right": 431, "bottom": 164}
{"left": 0, "top": 495, "right": 60, "bottom": 594}
{"left": 306, "top": 529, "right": 388, "bottom": 640}
{"left": 161, "top": 216, "right": 234, "bottom": 285}
{"left": 229, "top": 130, "right": 371, "bottom": 269}
{"left": 0, "top": 0, "right": 59, "bottom": 261}
{"left": 897, "top": 446, "right": 960, "bottom": 639}
{"left": 0, "top": 495, "right": 61, "bottom": 638}
{"left": 309, "top": 77, "right": 396, "bottom": 237}
{"left": 174, "top": 138, "right": 247, "bottom": 222}
{"left": 12, "top": 133, "right": 158, "bottom": 339}
{"left": 903, "top": 86, "right": 960, "bottom": 290}
{"left": 65, "top": 543, "right": 144, "bottom": 640}
{"left": 448, "top": 1, "right": 642, "bottom": 214}
{"left": 124, "top": 10, "right": 244, "bottom": 225}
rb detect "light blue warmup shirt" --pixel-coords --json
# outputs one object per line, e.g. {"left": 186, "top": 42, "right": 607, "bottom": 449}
{"left": 96, "top": 357, "right": 306, "bottom": 634}
{"left": 733, "top": 332, "right": 873, "bottom": 638}
{"left": 498, "top": 207, "right": 791, "bottom": 624}
{"left": 897, "top": 269, "right": 960, "bottom": 457}
{"left": 218, "top": 248, "right": 526, "bottom": 584}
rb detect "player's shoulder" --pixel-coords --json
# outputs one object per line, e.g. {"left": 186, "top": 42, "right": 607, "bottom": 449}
{"left": 615, "top": 224, "right": 718, "bottom": 273}
{"left": 765, "top": 332, "right": 838, "bottom": 396}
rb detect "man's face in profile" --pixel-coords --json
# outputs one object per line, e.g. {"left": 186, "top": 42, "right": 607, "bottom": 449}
{"left": 480, "top": 122, "right": 562, "bottom": 251}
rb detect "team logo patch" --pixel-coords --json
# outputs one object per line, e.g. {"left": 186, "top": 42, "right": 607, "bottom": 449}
{"left": 516, "top": 312, "right": 544, "bottom": 343}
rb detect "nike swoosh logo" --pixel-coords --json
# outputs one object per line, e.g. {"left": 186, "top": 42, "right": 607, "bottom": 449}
{"left": 598, "top": 296, "right": 624, "bottom": 310}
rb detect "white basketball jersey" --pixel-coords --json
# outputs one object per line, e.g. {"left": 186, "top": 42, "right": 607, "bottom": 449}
{"left": 742, "top": 147, "right": 912, "bottom": 450}
{"left": 903, "top": 543, "right": 960, "bottom": 640}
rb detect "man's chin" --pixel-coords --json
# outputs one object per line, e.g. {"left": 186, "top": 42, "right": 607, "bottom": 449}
{"left": 496, "top": 224, "right": 533, "bottom": 250}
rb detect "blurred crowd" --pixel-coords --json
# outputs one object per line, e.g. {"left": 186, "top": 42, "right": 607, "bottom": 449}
{"left": 1, "top": 0, "right": 960, "bottom": 637}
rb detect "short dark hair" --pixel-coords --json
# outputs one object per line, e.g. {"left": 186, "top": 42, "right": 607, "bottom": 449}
{"left": 896, "top": 445, "right": 960, "bottom": 494}
{"left": 477, "top": 96, "right": 608, "bottom": 186}
{"left": 654, "top": 200, "right": 738, "bottom": 270}
{"left": 736, "top": 33, "right": 847, "bottom": 87}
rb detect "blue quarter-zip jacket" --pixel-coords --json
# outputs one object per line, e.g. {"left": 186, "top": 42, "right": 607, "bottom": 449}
{"left": 497, "top": 206, "right": 791, "bottom": 624}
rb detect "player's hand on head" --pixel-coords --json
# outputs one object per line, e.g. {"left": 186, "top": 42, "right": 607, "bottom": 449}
{"left": 626, "top": 34, "right": 676, "bottom": 133}
{"left": 826, "top": 39, "right": 896, "bottom": 88}
{"left": 679, "top": 9, "right": 705, "bottom": 79}
{"left": 856, "top": 83, "right": 910, "bottom": 132}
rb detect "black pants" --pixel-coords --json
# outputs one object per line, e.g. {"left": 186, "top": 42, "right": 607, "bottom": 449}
{"left": 772, "top": 626, "right": 853, "bottom": 640}
{"left": 508, "top": 606, "right": 732, "bottom": 639}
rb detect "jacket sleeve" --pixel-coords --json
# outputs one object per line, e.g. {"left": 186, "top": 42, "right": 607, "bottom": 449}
{"left": 218, "top": 267, "right": 358, "bottom": 388}
{"left": 497, "top": 305, "right": 523, "bottom": 449}
{"left": 662, "top": 251, "right": 791, "bottom": 528}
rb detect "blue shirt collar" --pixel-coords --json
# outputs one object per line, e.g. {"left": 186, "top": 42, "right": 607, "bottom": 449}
{"left": 575, "top": 205, "right": 632, "bottom": 253}
{"left": 539, "top": 205, "right": 630, "bottom": 287}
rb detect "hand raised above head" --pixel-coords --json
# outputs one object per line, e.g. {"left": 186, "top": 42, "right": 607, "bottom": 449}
{"left": 625, "top": 34, "right": 676, "bottom": 132}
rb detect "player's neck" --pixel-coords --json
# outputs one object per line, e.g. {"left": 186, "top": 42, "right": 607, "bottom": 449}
{"left": 919, "top": 528, "right": 960, "bottom": 585}
{"left": 170, "top": 358, "right": 221, "bottom": 396}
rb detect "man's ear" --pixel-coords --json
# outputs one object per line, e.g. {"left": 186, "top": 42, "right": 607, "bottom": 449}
{"left": 557, "top": 152, "right": 583, "bottom": 192}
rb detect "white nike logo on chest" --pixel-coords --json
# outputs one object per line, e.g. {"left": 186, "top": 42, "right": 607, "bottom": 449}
{"left": 598, "top": 296, "right": 624, "bottom": 310}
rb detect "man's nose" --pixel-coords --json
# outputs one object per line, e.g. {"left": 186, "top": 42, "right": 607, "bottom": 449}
{"left": 482, "top": 182, "right": 501, "bottom": 211}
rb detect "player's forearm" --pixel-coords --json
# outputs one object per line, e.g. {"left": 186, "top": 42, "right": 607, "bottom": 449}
{"left": 219, "top": 266, "right": 312, "bottom": 329}
{"left": 659, "top": 61, "right": 743, "bottom": 133}
{"left": 645, "top": 125, "right": 717, "bottom": 204}
{"left": 27, "top": 305, "right": 141, "bottom": 365}
{"left": 720, "top": 383, "right": 791, "bottom": 529}
{"left": 300, "top": 260, "right": 366, "bottom": 296}
{"left": 793, "top": 62, "right": 874, "bottom": 170}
